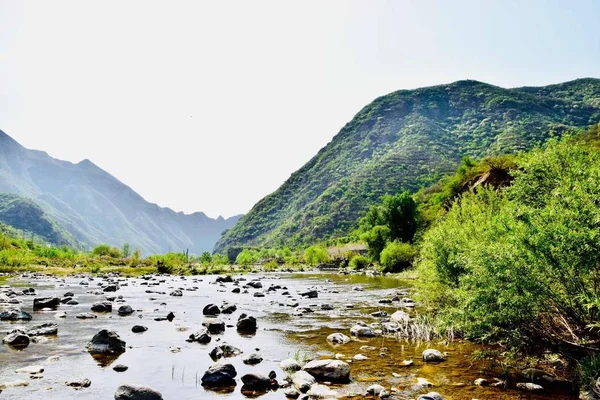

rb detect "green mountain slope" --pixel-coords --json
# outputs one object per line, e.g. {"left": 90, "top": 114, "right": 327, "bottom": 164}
{"left": 215, "top": 78, "right": 600, "bottom": 253}
{"left": 0, "top": 193, "right": 78, "bottom": 247}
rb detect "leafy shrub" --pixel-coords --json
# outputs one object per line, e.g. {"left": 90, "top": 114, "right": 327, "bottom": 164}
{"left": 92, "top": 244, "right": 121, "bottom": 258}
{"left": 380, "top": 241, "right": 417, "bottom": 272}
{"left": 236, "top": 249, "right": 260, "bottom": 266}
{"left": 303, "top": 245, "right": 329, "bottom": 266}
{"left": 360, "top": 225, "right": 391, "bottom": 261}
{"left": 348, "top": 255, "right": 369, "bottom": 270}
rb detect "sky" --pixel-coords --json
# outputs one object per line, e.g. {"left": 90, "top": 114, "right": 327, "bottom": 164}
{"left": 0, "top": 1, "right": 599, "bottom": 219}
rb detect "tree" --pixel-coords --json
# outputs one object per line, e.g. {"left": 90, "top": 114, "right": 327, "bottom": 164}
{"left": 303, "top": 245, "right": 329, "bottom": 265}
{"left": 122, "top": 243, "right": 130, "bottom": 258}
{"left": 380, "top": 241, "right": 417, "bottom": 272}
{"left": 200, "top": 251, "right": 212, "bottom": 264}
{"left": 360, "top": 225, "right": 391, "bottom": 261}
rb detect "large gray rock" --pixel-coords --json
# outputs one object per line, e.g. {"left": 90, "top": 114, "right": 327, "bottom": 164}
{"left": 26, "top": 323, "right": 58, "bottom": 336}
{"left": 187, "top": 328, "right": 211, "bottom": 344}
{"left": 418, "top": 393, "right": 443, "bottom": 400}
{"left": 118, "top": 305, "right": 134, "bottom": 316}
{"left": 33, "top": 297, "right": 60, "bottom": 310}
{"left": 209, "top": 343, "right": 241, "bottom": 360}
{"left": 241, "top": 373, "right": 271, "bottom": 390}
{"left": 91, "top": 301, "right": 113, "bottom": 312}
{"left": 0, "top": 309, "right": 32, "bottom": 321}
{"left": 114, "top": 384, "right": 163, "bottom": 399}
{"left": 201, "top": 363, "right": 237, "bottom": 387}
{"left": 86, "top": 330, "right": 126, "bottom": 354}
{"left": 422, "top": 349, "right": 445, "bottom": 362}
{"left": 3, "top": 331, "right": 29, "bottom": 348}
{"left": 292, "top": 370, "right": 316, "bottom": 393}
{"left": 302, "top": 359, "right": 350, "bottom": 383}
{"left": 327, "top": 333, "right": 350, "bottom": 345}
{"left": 202, "top": 318, "right": 225, "bottom": 334}
{"left": 350, "top": 324, "right": 376, "bottom": 337}
{"left": 203, "top": 304, "right": 220, "bottom": 316}
{"left": 280, "top": 358, "right": 302, "bottom": 372}
{"left": 237, "top": 314, "right": 258, "bottom": 333}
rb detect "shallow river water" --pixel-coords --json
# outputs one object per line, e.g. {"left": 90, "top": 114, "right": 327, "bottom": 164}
{"left": 0, "top": 272, "right": 577, "bottom": 399}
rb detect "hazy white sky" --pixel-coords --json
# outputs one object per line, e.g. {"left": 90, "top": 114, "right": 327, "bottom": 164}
{"left": 1, "top": 1, "right": 599, "bottom": 218}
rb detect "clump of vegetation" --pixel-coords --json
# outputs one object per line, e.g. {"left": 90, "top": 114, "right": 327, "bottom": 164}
{"left": 303, "top": 245, "right": 329, "bottom": 266}
{"left": 92, "top": 244, "right": 122, "bottom": 258}
{"left": 379, "top": 241, "right": 417, "bottom": 273}
{"left": 348, "top": 254, "right": 369, "bottom": 270}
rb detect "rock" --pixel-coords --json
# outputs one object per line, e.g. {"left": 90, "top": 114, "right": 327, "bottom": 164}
{"left": 113, "top": 364, "right": 129, "bottom": 372}
{"left": 215, "top": 275, "right": 234, "bottom": 283}
{"left": 321, "top": 304, "right": 333, "bottom": 310}
{"left": 418, "top": 392, "right": 443, "bottom": 400}
{"left": 114, "top": 384, "right": 163, "bottom": 399}
{"left": 33, "top": 297, "right": 60, "bottom": 310}
{"left": 166, "top": 311, "right": 175, "bottom": 322}
{"left": 237, "top": 315, "right": 258, "bottom": 333}
{"left": 0, "top": 309, "right": 32, "bottom": 321}
{"left": 118, "top": 305, "right": 134, "bottom": 316}
{"left": 220, "top": 301, "right": 237, "bottom": 314}
{"left": 280, "top": 358, "right": 302, "bottom": 372}
{"left": 67, "top": 300, "right": 79, "bottom": 305}
{"left": 15, "top": 365, "right": 44, "bottom": 374}
{"left": 299, "top": 290, "right": 318, "bottom": 298}
{"left": 390, "top": 310, "right": 410, "bottom": 323}
{"left": 353, "top": 354, "right": 369, "bottom": 360}
{"left": 422, "top": 349, "right": 445, "bottom": 362}
{"left": 55, "top": 311, "right": 67, "bottom": 318}
{"left": 26, "top": 323, "right": 58, "bottom": 336}
{"left": 366, "top": 384, "right": 386, "bottom": 396}
{"left": 284, "top": 387, "right": 301, "bottom": 398}
{"left": 371, "top": 311, "right": 387, "bottom": 317}
{"left": 203, "top": 304, "right": 220, "bottom": 316}
{"left": 327, "top": 333, "right": 350, "bottom": 345}
{"left": 247, "top": 281, "right": 262, "bottom": 289}
{"left": 399, "top": 359, "right": 414, "bottom": 367}
{"left": 241, "top": 373, "right": 272, "bottom": 390}
{"left": 91, "top": 301, "right": 113, "bottom": 312}
{"left": 474, "top": 378, "right": 489, "bottom": 386}
{"left": 86, "top": 330, "right": 126, "bottom": 354}
{"left": 202, "top": 318, "right": 225, "bottom": 334}
{"left": 169, "top": 290, "right": 183, "bottom": 296}
{"left": 308, "top": 383, "right": 340, "bottom": 398}
{"left": 209, "top": 343, "right": 242, "bottom": 360}
{"left": 253, "top": 291, "right": 265, "bottom": 297}
{"left": 242, "top": 353, "right": 263, "bottom": 365}
{"left": 516, "top": 382, "right": 544, "bottom": 391}
{"left": 232, "top": 287, "right": 241, "bottom": 294}
{"left": 3, "top": 331, "right": 30, "bottom": 348}
{"left": 302, "top": 359, "right": 350, "bottom": 383}
{"left": 64, "top": 292, "right": 74, "bottom": 297}
{"left": 0, "top": 380, "right": 29, "bottom": 390}
{"left": 350, "top": 324, "right": 376, "bottom": 337}
{"left": 187, "top": 328, "right": 212, "bottom": 344}
{"left": 102, "top": 284, "right": 119, "bottom": 293}
{"left": 201, "top": 363, "right": 237, "bottom": 387}
{"left": 66, "top": 378, "right": 91, "bottom": 388}
{"left": 292, "top": 370, "right": 316, "bottom": 393}
{"left": 132, "top": 325, "right": 148, "bottom": 333}
{"left": 76, "top": 312, "right": 98, "bottom": 319}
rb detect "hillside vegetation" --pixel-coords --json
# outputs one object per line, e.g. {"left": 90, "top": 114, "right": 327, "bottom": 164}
{"left": 215, "top": 78, "right": 600, "bottom": 253}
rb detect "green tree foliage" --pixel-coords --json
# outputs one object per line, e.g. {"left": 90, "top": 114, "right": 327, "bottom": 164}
{"left": 360, "top": 225, "right": 391, "bottom": 261}
{"left": 122, "top": 243, "right": 130, "bottom": 258}
{"left": 380, "top": 241, "right": 417, "bottom": 273}
{"left": 200, "top": 251, "right": 213, "bottom": 264}
{"left": 417, "top": 137, "right": 600, "bottom": 358}
{"left": 235, "top": 249, "right": 260, "bottom": 266}
{"left": 92, "top": 244, "right": 122, "bottom": 258}
{"left": 303, "top": 245, "right": 330, "bottom": 266}
{"left": 348, "top": 254, "right": 369, "bottom": 270}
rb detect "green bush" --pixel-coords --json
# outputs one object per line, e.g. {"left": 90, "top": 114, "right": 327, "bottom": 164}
{"left": 379, "top": 241, "right": 417, "bottom": 272}
{"left": 348, "top": 255, "right": 369, "bottom": 270}
{"left": 236, "top": 249, "right": 260, "bottom": 266}
{"left": 360, "top": 225, "right": 390, "bottom": 261}
{"left": 303, "top": 245, "right": 329, "bottom": 266}
{"left": 92, "top": 244, "right": 122, "bottom": 258}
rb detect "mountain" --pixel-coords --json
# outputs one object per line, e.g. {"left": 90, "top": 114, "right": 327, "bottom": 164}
{"left": 0, "top": 193, "right": 77, "bottom": 246}
{"left": 0, "top": 131, "right": 241, "bottom": 254}
{"left": 215, "top": 78, "right": 600, "bottom": 253}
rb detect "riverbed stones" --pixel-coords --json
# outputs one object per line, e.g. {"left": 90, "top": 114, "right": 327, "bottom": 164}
{"left": 280, "top": 358, "right": 302, "bottom": 372}
{"left": 237, "top": 314, "right": 258, "bottom": 333}
{"left": 247, "top": 281, "right": 262, "bottom": 289}
{"left": 118, "top": 305, "right": 134, "bottom": 316}
{"left": 0, "top": 309, "right": 32, "bottom": 321}
{"left": 220, "top": 301, "right": 237, "bottom": 314}
{"left": 86, "top": 329, "right": 126, "bottom": 354}
{"left": 203, "top": 304, "right": 220, "bottom": 316}
{"left": 91, "top": 301, "right": 112, "bottom": 312}
{"left": 15, "top": 365, "right": 44, "bottom": 374}
{"left": 131, "top": 325, "right": 148, "bottom": 333}
{"left": 102, "top": 284, "right": 119, "bottom": 293}
{"left": 113, "top": 364, "right": 129, "bottom": 372}
{"left": 76, "top": 312, "right": 97, "bottom": 319}
{"left": 209, "top": 343, "right": 242, "bottom": 360}
{"left": 302, "top": 359, "right": 350, "bottom": 383}
{"left": 299, "top": 289, "right": 318, "bottom": 298}
{"left": 114, "top": 384, "right": 163, "bottom": 400}
{"left": 0, "top": 380, "right": 29, "bottom": 390}
{"left": 284, "top": 387, "right": 301, "bottom": 398}
{"left": 327, "top": 333, "right": 350, "bottom": 345}
{"left": 3, "top": 331, "right": 29, "bottom": 348}
{"left": 366, "top": 384, "right": 387, "bottom": 397}
{"left": 390, "top": 310, "right": 410, "bottom": 323}
{"left": 202, "top": 318, "right": 225, "bottom": 334}
{"left": 66, "top": 378, "right": 91, "bottom": 388}
{"left": 242, "top": 353, "right": 263, "bottom": 365}
{"left": 418, "top": 392, "right": 443, "bottom": 400}
{"left": 422, "top": 349, "right": 445, "bottom": 362}
{"left": 187, "top": 328, "right": 212, "bottom": 344}
{"left": 350, "top": 324, "right": 376, "bottom": 337}
{"left": 26, "top": 323, "right": 58, "bottom": 336}
{"left": 241, "top": 373, "right": 271, "bottom": 390}
{"left": 33, "top": 297, "right": 60, "bottom": 310}
{"left": 516, "top": 382, "right": 544, "bottom": 391}
{"left": 292, "top": 370, "right": 316, "bottom": 393}
{"left": 201, "top": 363, "right": 237, "bottom": 387}
{"left": 169, "top": 290, "right": 183, "bottom": 297}
{"left": 308, "top": 383, "right": 340, "bottom": 398}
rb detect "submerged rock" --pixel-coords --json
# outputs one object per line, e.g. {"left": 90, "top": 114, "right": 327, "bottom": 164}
{"left": 66, "top": 378, "right": 91, "bottom": 388}
{"left": 131, "top": 325, "right": 148, "bottom": 333}
{"left": 237, "top": 314, "right": 258, "bottom": 333}
{"left": 422, "top": 349, "right": 445, "bottom": 362}
{"left": 242, "top": 353, "right": 263, "bottom": 365}
{"left": 201, "top": 363, "right": 237, "bottom": 387}
{"left": 0, "top": 309, "right": 32, "bottom": 321}
{"left": 3, "top": 331, "right": 30, "bottom": 348}
{"left": 327, "top": 333, "right": 350, "bottom": 345}
{"left": 26, "top": 323, "right": 58, "bottom": 336}
{"left": 418, "top": 392, "right": 443, "bottom": 400}
{"left": 86, "top": 330, "right": 126, "bottom": 354}
{"left": 209, "top": 343, "right": 242, "bottom": 360}
{"left": 114, "top": 384, "right": 163, "bottom": 400}
{"left": 91, "top": 301, "right": 112, "bottom": 312}
{"left": 33, "top": 297, "right": 60, "bottom": 310}
{"left": 241, "top": 373, "right": 271, "bottom": 390}
{"left": 302, "top": 359, "right": 350, "bottom": 383}
{"left": 187, "top": 328, "right": 211, "bottom": 344}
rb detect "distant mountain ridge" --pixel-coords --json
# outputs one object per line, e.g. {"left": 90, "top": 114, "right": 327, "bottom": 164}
{"left": 215, "top": 78, "right": 600, "bottom": 253}
{"left": 0, "top": 130, "right": 241, "bottom": 254}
